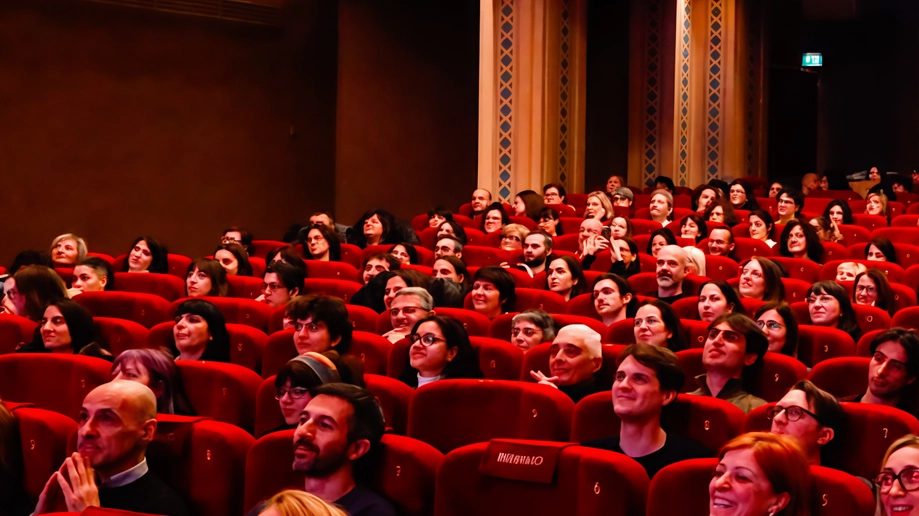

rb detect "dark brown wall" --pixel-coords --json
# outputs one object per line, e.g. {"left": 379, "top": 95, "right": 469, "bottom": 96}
{"left": 334, "top": 0, "right": 480, "bottom": 226}
{"left": 0, "top": 0, "right": 337, "bottom": 266}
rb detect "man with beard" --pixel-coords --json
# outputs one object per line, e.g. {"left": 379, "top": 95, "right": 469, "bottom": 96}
{"left": 649, "top": 245, "right": 689, "bottom": 304}
{"left": 470, "top": 188, "right": 492, "bottom": 217}
{"left": 843, "top": 328, "right": 919, "bottom": 416}
{"left": 515, "top": 231, "right": 552, "bottom": 276}
{"left": 292, "top": 383, "right": 395, "bottom": 516}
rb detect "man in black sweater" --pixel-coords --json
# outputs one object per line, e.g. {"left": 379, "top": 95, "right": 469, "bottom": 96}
{"left": 33, "top": 381, "right": 189, "bottom": 515}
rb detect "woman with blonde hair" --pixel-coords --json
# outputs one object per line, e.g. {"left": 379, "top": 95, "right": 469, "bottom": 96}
{"left": 875, "top": 434, "right": 919, "bottom": 516}
{"left": 49, "top": 233, "right": 88, "bottom": 268}
{"left": 583, "top": 191, "right": 614, "bottom": 222}
{"left": 257, "top": 489, "right": 348, "bottom": 516}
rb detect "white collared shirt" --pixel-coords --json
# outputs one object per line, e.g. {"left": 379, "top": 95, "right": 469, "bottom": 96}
{"left": 417, "top": 374, "right": 441, "bottom": 388}
{"left": 102, "top": 458, "right": 148, "bottom": 488}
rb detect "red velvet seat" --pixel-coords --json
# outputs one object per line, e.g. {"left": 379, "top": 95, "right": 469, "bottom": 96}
{"left": 892, "top": 214, "right": 919, "bottom": 227}
{"left": 177, "top": 361, "right": 261, "bottom": 433}
{"left": 170, "top": 296, "right": 275, "bottom": 332}
{"left": 544, "top": 203, "right": 578, "bottom": 216}
{"left": 0, "top": 314, "right": 37, "bottom": 354}
{"left": 112, "top": 272, "right": 186, "bottom": 301}
{"left": 425, "top": 307, "right": 491, "bottom": 336}
{"left": 303, "top": 260, "right": 361, "bottom": 283}
{"left": 681, "top": 319, "right": 713, "bottom": 349}
{"left": 249, "top": 257, "right": 267, "bottom": 278}
{"left": 605, "top": 318, "right": 635, "bottom": 345}
{"left": 676, "top": 349, "right": 807, "bottom": 402}
{"left": 700, "top": 254, "right": 740, "bottom": 281}
{"left": 227, "top": 275, "right": 265, "bottom": 299}
{"left": 249, "top": 240, "right": 290, "bottom": 258}
{"left": 10, "top": 405, "right": 78, "bottom": 502}
{"left": 729, "top": 237, "right": 776, "bottom": 260}
{"left": 852, "top": 213, "right": 889, "bottom": 230}
{"left": 94, "top": 317, "right": 149, "bottom": 357}
{"left": 807, "top": 357, "right": 870, "bottom": 399}
{"left": 462, "top": 245, "right": 513, "bottom": 266}
{"left": 670, "top": 296, "right": 700, "bottom": 320}
{"left": 73, "top": 291, "right": 172, "bottom": 328}
{"left": 302, "top": 278, "right": 362, "bottom": 303}
{"left": 244, "top": 431, "right": 442, "bottom": 516}
{"left": 339, "top": 243, "right": 365, "bottom": 268}
{"left": 769, "top": 257, "right": 821, "bottom": 283}
{"left": 796, "top": 325, "right": 857, "bottom": 368}
{"left": 521, "top": 343, "right": 626, "bottom": 386}
{"left": 891, "top": 283, "right": 918, "bottom": 312}
{"left": 856, "top": 329, "right": 883, "bottom": 357}
{"left": 0, "top": 354, "right": 111, "bottom": 421}
{"left": 893, "top": 306, "right": 919, "bottom": 329}
{"left": 435, "top": 440, "right": 648, "bottom": 516}
{"left": 779, "top": 277, "right": 816, "bottom": 304}
{"left": 147, "top": 322, "right": 266, "bottom": 373}
{"left": 559, "top": 218, "right": 586, "bottom": 236}
{"left": 142, "top": 415, "right": 254, "bottom": 516}
{"left": 407, "top": 379, "right": 574, "bottom": 453}
{"left": 870, "top": 226, "right": 919, "bottom": 246}
{"left": 836, "top": 223, "right": 871, "bottom": 245}
{"left": 631, "top": 219, "right": 667, "bottom": 235}
{"left": 565, "top": 293, "right": 603, "bottom": 320}
{"left": 572, "top": 393, "right": 745, "bottom": 454}
{"left": 253, "top": 375, "right": 285, "bottom": 438}
{"left": 365, "top": 373, "right": 414, "bottom": 435}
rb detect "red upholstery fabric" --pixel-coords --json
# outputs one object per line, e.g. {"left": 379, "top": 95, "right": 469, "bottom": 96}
{"left": 645, "top": 459, "right": 718, "bottom": 516}
{"left": 249, "top": 257, "right": 267, "bottom": 278}
{"left": 681, "top": 319, "right": 713, "bottom": 349}
{"left": 810, "top": 465, "right": 876, "bottom": 516}
{"left": 837, "top": 223, "right": 871, "bottom": 244}
{"left": 349, "top": 331, "right": 391, "bottom": 376}
{"left": 366, "top": 373, "right": 414, "bottom": 435}
{"left": 807, "top": 357, "right": 870, "bottom": 399}
{"left": 470, "top": 336, "right": 525, "bottom": 380}
{"left": 571, "top": 393, "right": 745, "bottom": 454}
{"left": 893, "top": 306, "right": 919, "bottom": 329}
{"left": 871, "top": 227, "right": 919, "bottom": 245}
{"left": 302, "top": 278, "right": 362, "bottom": 303}
{"left": 821, "top": 241, "right": 849, "bottom": 261}
{"left": 521, "top": 343, "right": 625, "bottom": 387}
{"left": 73, "top": 291, "right": 172, "bottom": 328}
{"left": 244, "top": 431, "right": 441, "bottom": 516}
{"left": 0, "top": 314, "right": 37, "bottom": 354}
{"left": 0, "top": 354, "right": 112, "bottom": 420}
{"left": 164, "top": 254, "right": 194, "bottom": 279}
{"left": 894, "top": 243, "right": 919, "bottom": 268}
{"left": 552, "top": 233, "right": 581, "bottom": 253}
{"left": 545, "top": 203, "right": 578, "bottom": 216}
{"left": 146, "top": 415, "right": 254, "bottom": 516}
{"left": 177, "top": 361, "right": 261, "bottom": 433}
{"left": 730, "top": 237, "right": 776, "bottom": 260}
{"left": 339, "top": 243, "right": 365, "bottom": 268}
{"left": 434, "top": 440, "right": 648, "bottom": 516}
{"left": 226, "top": 275, "right": 264, "bottom": 299}
{"left": 169, "top": 296, "right": 274, "bottom": 332}
{"left": 676, "top": 349, "right": 807, "bottom": 401}
{"left": 852, "top": 213, "right": 889, "bottom": 230}
{"left": 796, "top": 325, "right": 857, "bottom": 368}
{"left": 303, "top": 260, "right": 361, "bottom": 283}
{"left": 566, "top": 293, "right": 603, "bottom": 320}
{"left": 891, "top": 283, "right": 918, "bottom": 312}
{"left": 606, "top": 318, "right": 635, "bottom": 345}
{"left": 770, "top": 257, "right": 821, "bottom": 283}
{"left": 253, "top": 376, "right": 285, "bottom": 438}
{"left": 428, "top": 307, "right": 491, "bottom": 336}
{"left": 459, "top": 246, "right": 507, "bottom": 267}
{"left": 407, "top": 379, "right": 575, "bottom": 453}
{"left": 261, "top": 329, "right": 297, "bottom": 378}
{"left": 113, "top": 272, "right": 186, "bottom": 301}
{"left": 249, "top": 240, "right": 290, "bottom": 258}
{"left": 701, "top": 255, "right": 739, "bottom": 281}
{"left": 856, "top": 329, "right": 882, "bottom": 357}
{"left": 893, "top": 214, "right": 919, "bottom": 227}
{"left": 631, "top": 219, "right": 667, "bottom": 235}
{"left": 12, "top": 406, "right": 78, "bottom": 502}
{"left": 94, "top": 317, "right": 149, "bottom": 357}
{"left": 670, "top": 297, "right": 700, "bottom": 320}
{"left": 781, "top": 277, "right": 815, "bottom": 304}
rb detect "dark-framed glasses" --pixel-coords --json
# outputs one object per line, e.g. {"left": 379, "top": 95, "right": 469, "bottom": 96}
{"left": 409, "top": 333, "right": 446, "bottom": 347}
{"left": 765, "top": 405, "right": 819, "bottom": 423}
{"left": 875, "top": 467, "right": 919, "bottom": 493}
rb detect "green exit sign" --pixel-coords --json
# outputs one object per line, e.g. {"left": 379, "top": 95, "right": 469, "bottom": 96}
{"left": 802, "top": 53, "right": 823, "bottom": 67}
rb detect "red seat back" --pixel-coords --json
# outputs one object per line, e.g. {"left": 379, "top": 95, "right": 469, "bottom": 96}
{"left": 365, "top": 373, "right": 414, "bottom": 435}
{"left": 796, "top": 325, "right": 857, "bottom": 368}
{"left": 12, "top": 406, "right": 78, "bottom": 501}
{"left": 113, "top": 272, "right": 186, "bottom": 301}
{"left": 0, "top": 314, "right": 37, "bottom": 354}
{"left": 302, "top": 278, "right": 362, "bottom": 303}
{"left": 700, "top": 254, "right": 740, "bottom": 281}
{"left": 407, "top": 380, "right": 574, "bottom": 453}
{"left": 0, "top": 354, "right": 112, "bottom": 421}
{"left": 837, "top": 224, "right": 871, "bottom": 245}
{"left": 430, "top": 307, "right": 492, "bottom": 336}
{"left": 770, "top": 257, "right": 821, "bottom": 283}
{"left": 807, "top": 357, "right": 870, "bottom": 399}
{"left": 303, "top": 260, "right": 361, "bottom": 283}
{"left": 177, "top": 361, "right": 261, "bottom": 432}
{"left": 470, "top": 336, "right": 525, "bottom": 380}
{"left": 565, "top": 293, "right": 603, "bottom": 320}
{"left": 249, "top": 240, "right": 290, "bottom": 259}
{"left": 226, "top": 275, "right": 265, "bottom": 299}
{"left": 73, "top": 291, "right": 172, "bottom": 328}
{"left": 94, "top": 317, "right": 149, "bottom": 357}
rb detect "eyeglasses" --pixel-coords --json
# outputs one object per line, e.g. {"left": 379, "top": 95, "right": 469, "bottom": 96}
{"left": 261, "top": 282, "right": 286, "bottom": 292}
{"left": 766, "top": 405, "right": 819, "bottom": 423}
{"left": 389, "top": 306, "right": 424, "bottom": 318}
{"left": 275, "top": 387, "right": 309, "bottom": 400}
{"left": 707, "top": 328, "right": 743, "bottom": 343}
{"left": 410, "top": 333, "right": 447, "bottom": 347}
{"left": 756, "top": 320, "right": 785, "bottom": 331}
{"left": 856, "top": 285, "right": 876, "bottom": 294}
{"left": 221, "top": 236, "right": 240, "bottom": 244}
{"left": 875, "top": 467, "right": 919, "bottom": 493}
{"left": 512, "top": 327, "right": 541, "bottom": 337}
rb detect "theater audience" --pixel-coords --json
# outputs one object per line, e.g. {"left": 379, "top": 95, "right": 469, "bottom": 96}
{"left": 655, "top": 176, "right": 675, "bottom": 193}
{"left": 689, "top": 313, "right": 768, "bottom": 413}
{"left": 359, "top": 253, "right": 400, "bottom": 285}
{"left": 592, "top": 274, "right": 636, "bottom": 325}
{"left": 383, "top": 288, "right": 434, "bottom": 343}
{"left": 111, "top": 348, "right": 195, "bottom": 416}
{"left": 50, "top": 233, "right": 87, "bottom": 268}
{"left": 824, "top": 200, "right": 854, "bottom": 227}
{"left": 679, "top": 214, "right": 707, "bottom": 243}
{"left": 767, "top": 182, "right": 784, "bottom": 198}
{"left": 267, "top": 245, "right": 307, "bottom": 272}
{"left": 806, "top": 281, "right": 862, "bottom": 342}
{"left": 609, "top": 216, "right": 632, "bottom": 239}
{"left": 801, "top": 173, "right": 818, "bottom": 196}
{"left": 704, "top": 197, "right": 738, "bottom": 227}
{"left": 545, "top": 256, "right": 586, "bottom": 301}
{"left": 470, "top": 188, "right": 492, "bottom": 217}
{"left": 844, "top": 328, "right": 919, "bottom": 415}
{"left": 769, "top": 380, "right": 843, "bottom": 466}
{"left": 270, "top": 352, "right": 360, "bottom": 434}
{"left": 738, "top": 257, "right": 785, "bottom": 303}
{"left": 257, "top": 263, "right": 305, "bottom": 309}
{"left": 692, "top": 185, "right": 720, "bottom": 214}
{"left": 301, "top": 224, "right": 341, "bottom": 262}
{"left": 432, "top": 257, "right": 469, "bottom": 290}
{"left": 72, "top": 257, "right": 115, "bottom": 294}
{"left": 866, "top": 191, "right": 889, "bottom": 218}
{"left": 583, "top": 344, "right": 711, "bottom": 478}
{"left": 16, "top": 299, "right": 111, "bottom": 360}
{"left": 754, "top": 302, "right": 799, "bottom": 357}
{"left": 382, "top": 270, "right": 431, "bottom": 310}
{"left": 480, "top": 203, "right": 510, "bottom": 234}
{"left": 611, "top": 187, "right": 634, "bottom": 212}
{"left": 388, "top": 243, "right": 418, "bottom": 265}
{"left": 606, "top": 174, "right": 624, "bottom": 194}
{"left": 651, "top": 245, "right": 689, "bottom": 304}
{"left": 603, "top": 237, "right": 641, "bottom": 278}
{"left": 682, "top": 246, "right": 706, "bottom": 277}
{"left": 866, "top": 237, "right": 898, "bottom": 263}
{"left": 309, "top": 212, "right": 349, "bottom": 244}
{"left": 185, "top": 258, "right": 228, "bottom": 297}
{"left": 710, "top": 432, "right": 812, "bottom": 516}
{"left": 634, "top": 299, "right": 686, "bottom": 351}
{"left": 214, "top": 242, "right": 253, "bottom": 277}
{"left": 510, "top": 309, "right": 556, "bottom": 351}
{"left": 747, "top": 209, "right": 777, "bottom": 248}
{"left": 542, "top": 183, "right": 569, "bottom": 207}
{"left": 122, "top": 237, "right": 168, "bottom": 274}
{"left": 436, "top": 221, "right": 468, "bottom": 245}
{"left": 779, "top": 221, "right": 823, "bottom": 262}
{"left": 835, "top": 261, "right": 867, "bottom": 281}
{"left": 470, "top": 266, "right": 516, "bottom": 319}
{"left": 4, "top": 265, "right": 68, "bottom": 321}
{"left": 530, "top": 324, "right": 606, "bottom": 402}
{"left": 427, "top": 207, "right": 453, "bottom": 229}
{"left": 398, "top": 316, "right": 482, "bottom": 388}
{"left": 288, "top": 295, "right": 353, "bottom": 356}
{"left": 256, "top": 490, "right": 347, "bottom": 516}
{"left": 875, "top": 434, "right": 919, "bottom": 516}
{"left": 853, "top": 269, "right": 895, "bottom": 317}
{"left": 172, "top": 299, "right": 230, "bottom": 362}
{"left": 808, "top": 216, "right": 843, "bottom": 244}
{"left": 32, "top": 381, "right": 190, "bottom": 515}
{"left": 697, "top": 281, "right": 744, "bottom": 323}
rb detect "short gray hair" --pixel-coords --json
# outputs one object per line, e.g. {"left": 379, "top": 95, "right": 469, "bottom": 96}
{"left": 511, "top": 309, "right": 557, "bottom": 342}
{"left": 392, "top": 287, "right": 434, "bottom": 311}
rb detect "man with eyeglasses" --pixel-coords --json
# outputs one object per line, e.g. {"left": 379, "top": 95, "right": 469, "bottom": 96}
{"left": 510, "top": 309, "right": 557, "bottom": 351}
{"left": 382, "top": 288, "right": 434, "bottom": 343}
{"left": 842, "top": 328, "right": 919, "bottom": 415}
{"left": 768, "top": 380, "right": 844, "bottom": 466}
{"left": 775, "top": 188, "right": 804, "bottom": 225}
{"left": 707, "top": 228, "right": 736, "bottom": 259}
{"left": 256, "top": 262, "right": 305, "bottom": 310}
{"left": 286, "top": 295, "right": 353, "bottom": 356}
{"left": 583, "top": 344, "right": 711, "bottom": 478}
{"left": 542, "top": 183, "right": 569, "bottom": 206}
{"left": 221, "top": 226, "right": 253, "bottom": 253}
{"left": 530, "top": 324, "right": 605, "bottom": 402}
{"left": 434, "top": 236, "right": 464, "bottom": 260}
{"left": 611, "top": 187, "right": 634, "bottom": 213}
{"left": 688, "top": 313, "right": 768, "bottom": 414}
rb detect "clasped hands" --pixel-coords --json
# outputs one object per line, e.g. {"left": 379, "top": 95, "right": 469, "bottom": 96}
{"left": 34, "top": 452, "right": 101, "bottom": 514}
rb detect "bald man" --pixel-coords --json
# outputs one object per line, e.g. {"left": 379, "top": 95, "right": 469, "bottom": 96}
{"left": 652, "top": 245, "right": 689, "bottom": 304}
{"left": 470, "top": 188, "right": 492, "bottom": 216}
{"left": 34, "top": 381, "right": 190, "bottom": 515}
{"left": 530, "top": 324, "right": 606, "bottom": 402}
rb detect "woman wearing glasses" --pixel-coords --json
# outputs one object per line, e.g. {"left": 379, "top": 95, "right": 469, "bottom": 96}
{"left": 509, "top": 309, "right": 557, "bottom": 351}
{"left": 805, "top": 281, "right": 862, "bottom": 343}
{"left": 397, "top": 315, "right": 482, "bottom": 388}
{"left": 876, "top": 434, "right": 919, "bottom": 516}
{"left": 754, "top": 302, "right": 799, "bottom": 357}
{"left": 633, "top": 299, "right": 686, "bottom": 351}
{"left": 853, "top": 269, "right": 895, "bottom": 317}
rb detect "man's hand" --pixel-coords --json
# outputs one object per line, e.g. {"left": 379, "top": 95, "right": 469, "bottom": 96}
{"left": 57, "top": 453, "right": 101, "bottom": 512}
{"left": 610, "top": 238, "right": 623, "bottom": 262}
{"left": 34, "top": 468, "right": 64, "bottom": 515}
{"left": 529, "top": 370, "right": 559, "bottom": 389}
